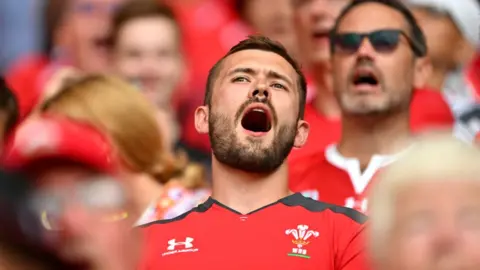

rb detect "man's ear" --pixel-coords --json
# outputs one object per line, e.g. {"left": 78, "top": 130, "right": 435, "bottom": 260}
{"left": 293, "top": 120, "right": 309, "bottom": 148}
{"left": 413, "top": 56, "right": 432, "bottom": 88}
{"left": 194, "top": 106, "right": 209, "bottom": 134}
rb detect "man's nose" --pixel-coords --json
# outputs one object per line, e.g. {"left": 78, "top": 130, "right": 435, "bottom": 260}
{"left": 432, "top": 221, "right": 460, "bottom": 258}
{"left": 249, "top": 85, "right": 270, "bottom": 102}
{"left": 357, "top": 39, "right": 377, "bottom": 58}
{"left": 59, "top": 204, "right": 90, "bottom": 235}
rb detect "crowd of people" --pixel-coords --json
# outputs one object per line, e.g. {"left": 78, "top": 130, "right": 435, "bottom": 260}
{"left": 0, "top": 0, "right": 478, "bottom": 269}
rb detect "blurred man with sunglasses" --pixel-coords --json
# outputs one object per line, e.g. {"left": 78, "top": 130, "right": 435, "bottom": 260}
{"left": 289, "top": 0, "right": 453, "bottom": 164}
{"left": 289, "top": 0, "right": 431, "bottom": 212}
{"left": 2, "top": 114, "right": 141, "bottom": 270}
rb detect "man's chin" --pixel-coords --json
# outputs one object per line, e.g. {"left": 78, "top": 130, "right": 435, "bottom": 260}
{"left": 341, "top": 100, "right": 391, "bottom": 115}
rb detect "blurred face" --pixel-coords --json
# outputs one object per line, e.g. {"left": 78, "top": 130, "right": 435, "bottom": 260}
{"left": 384, "top": 180, "right": 480, "bottom": 270}
{"left": 60, "top": 0, "right": 125, "bottom": 73}
{"left": 293, "top": 0, "right": 350, "bottom": 66}
{"left": 410, "top": 7, "right": 462, "bottom": 69}
{"left": 32, "top": 165, "right": 139, "bottom": 269}
{"left": 196, "top": 50, "right": 308, "bottom": 173}
{"left": 243, "top": 0, "right": 298, "bottom": 57}
{"left": 331, "top": 3, "right": 418, "bottom": 115}
{"left": 113, "top": 17, "right": 183, "bottom": 108}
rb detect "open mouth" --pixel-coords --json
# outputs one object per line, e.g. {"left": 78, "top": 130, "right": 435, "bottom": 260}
{"left": 352, "top": 70, "right": 379, "bottom": 87}
{"left": 241, "top": 107, "right": 272, "bottom": 133}
{"left": 93, "top": 36, "right": 109, "bottom": 50}
{"left": 311, "top": 30, "right": 330, "bottom": 42}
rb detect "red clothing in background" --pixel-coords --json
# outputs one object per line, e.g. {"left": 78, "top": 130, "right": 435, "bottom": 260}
{"left": 5, "top": 55, "right": 49, "bottom": 122}
{"left": 409, "top": 88, "right": 455, "bottom": 129}
{"left": 288, "top": 89, "right": 454, "bottom": 211}
{"left": 289, "top": 145, "right": 395, "bottom": 213}
{"left": 468, "top": 54, "right": 480, "bottom": 100}
{"left": 289, "top": 104, "right": 340, "bottom": 162}
{"left": 138, "top": 193, "right": 369, "bottom": 270}
{"left": 168, "top": 0, "right": 249, "bottom": 153}
{"left": 289, "top": 88, "right": 454, "bottom": 161}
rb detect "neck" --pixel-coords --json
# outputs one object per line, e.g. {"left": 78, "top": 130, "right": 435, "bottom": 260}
{"left": 337, "top": 111, "right": 411, "bottom": 168}
{"left": 428, "top": 67, "right": 450, "bottom": 90}
{"left": 311, "top": 64, "right": 341, "bottom": 118}
{"left": 210, "top": 158, "right": 290, "bottom": 214}
{"left": 126, "top": 174, "right": 164, "bottom": 219}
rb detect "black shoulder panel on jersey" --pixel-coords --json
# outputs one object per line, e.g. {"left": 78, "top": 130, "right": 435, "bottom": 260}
{"left": 281, "top": 193, "right": 368, "bottom": 224}
{"left": 137, "top": 197, "right": 215, "bottom": 228}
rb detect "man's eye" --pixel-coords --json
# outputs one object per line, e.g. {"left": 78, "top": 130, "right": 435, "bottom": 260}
{"left": 272, "top": 83, "right": 286, "bottom": 89}
{"left": 232, "top": 77, "right": 249, "bottom": 83}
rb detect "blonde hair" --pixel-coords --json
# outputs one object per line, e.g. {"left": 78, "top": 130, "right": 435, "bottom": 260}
{"left": 368, "top": 133, "right": 480, "bottom": 261}
{"left": 41, "top": 74, "right": 187, "bottom": 183}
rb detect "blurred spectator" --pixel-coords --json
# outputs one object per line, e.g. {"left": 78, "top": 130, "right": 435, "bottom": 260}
{"left": 4, "top": 0, "right": 126, "bottom": 124}
{"left": 289, "top": 0, "right": 437, "bottom": 212}
{"left": 406, "top": 0, "right": 480, "bottom": 110}
{"left": 42, "top": 0, "right": 125, "bottom": 73}
{"left": 108, "top": 0, "right": 206, "bottom": 166}
{"left": 406, "top": 0, "right": 480, "bottom": 144}
{"left": 39, "top": 75, "right": 209, "bottom": 225}
{"left": 288, "top": 0, "right": 453, "bottom": 162}
{"left": 0, "top": 170, "right": 78, "bottom": 269}
{"left": 368, "top": 134, "right": 480, "bottom": 270}
{"left": 0, "top": 77, "right": 19, "bottom": 148}
{"left": 3, "top": 115, "right": 141, "bottom": 270}
{"left": 234, "top": 0, "right": 299, "bottom": 59}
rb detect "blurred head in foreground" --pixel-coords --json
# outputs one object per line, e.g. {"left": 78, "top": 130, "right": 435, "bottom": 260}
{"left": 2, "top": 114, "right": 140, "bottom": 269}
{"left": 39, "top": 75, "right": 207, "bottom": 223}
{"left": 368, "top": 134, "right": 480, "bottom": 270}
{"left": 0, "top": 170, "right": 77, "bottom": 270}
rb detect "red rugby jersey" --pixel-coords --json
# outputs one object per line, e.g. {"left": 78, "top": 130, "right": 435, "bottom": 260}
{"left": 138, "top": 193, "right": 369, "bottom": 270}
{"left": 289, "top": 145, "right": 397, "bottom": 213}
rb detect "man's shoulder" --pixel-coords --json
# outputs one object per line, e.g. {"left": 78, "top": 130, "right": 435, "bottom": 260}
{"left": 281, "top": 193, "right": 368, "bottom": 225}
{"left": 411, "top": 88, "right": 454, "bottom": 129}
{"left": 138, "top": 199, "right": 212, "bottom": 229}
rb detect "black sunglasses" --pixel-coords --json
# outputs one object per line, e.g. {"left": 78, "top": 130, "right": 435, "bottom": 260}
{"left": 330, "top": 29, "right": 425, "bottom": 57}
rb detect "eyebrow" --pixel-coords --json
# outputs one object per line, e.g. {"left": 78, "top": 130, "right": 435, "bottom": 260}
{"left": 226, "top": 67, "right": 294, "bottom": 87}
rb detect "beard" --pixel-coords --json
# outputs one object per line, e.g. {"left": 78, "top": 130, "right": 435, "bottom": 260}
{"left": 208, "top": 109, "right": 296, "bottom": 174}
{"left": 337, "top": 89, "right": 412, "bottom": 116}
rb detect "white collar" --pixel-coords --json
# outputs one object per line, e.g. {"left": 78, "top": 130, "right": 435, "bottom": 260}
{"left": 324, "top": 144, "right": 402, "bottom": 194}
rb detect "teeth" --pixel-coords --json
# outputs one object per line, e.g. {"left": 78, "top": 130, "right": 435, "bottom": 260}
{"left": 252, "top": 108, "right": 265, "bottom": 113}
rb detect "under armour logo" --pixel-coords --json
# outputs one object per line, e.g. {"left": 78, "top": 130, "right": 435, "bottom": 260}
{"left": 167, "top": 237, "right": 194, "bottom": 250}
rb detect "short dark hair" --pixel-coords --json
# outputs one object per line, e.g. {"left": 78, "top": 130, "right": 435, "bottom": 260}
{"left": 0, "top": 78, "right": 19, "bottom": 135}
{"left": 204, "top": 35, "right": 307, "bottom": 118}
{"left": 107, "top": 0, "right": 181, "bottom": 47}
{"left": 330, "top": 0, "right": 427, "bottom": 57}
